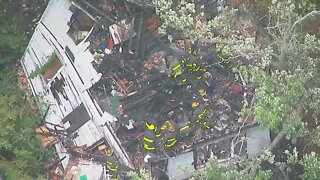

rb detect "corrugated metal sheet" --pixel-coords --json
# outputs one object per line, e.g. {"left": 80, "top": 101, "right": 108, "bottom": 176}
{"left": 246, "top": 127, "right": 271, "bottom": 159}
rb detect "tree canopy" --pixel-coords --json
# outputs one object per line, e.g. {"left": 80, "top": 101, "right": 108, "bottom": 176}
{"left": 134, "top": 0, "right": 320, "bottom": 179}
{"left": 1, "top": 0, "right": 319, "bottom": 179}
{"left": 0, "top": 0, "right": 52, "bottom": 179}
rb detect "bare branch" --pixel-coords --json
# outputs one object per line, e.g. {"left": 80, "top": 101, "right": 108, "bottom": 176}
{"left": 291, "top": 11, "right": 320, "bottom": 32}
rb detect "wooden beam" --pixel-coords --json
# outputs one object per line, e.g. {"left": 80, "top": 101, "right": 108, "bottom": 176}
{"left": 44, "top": 156, "right": 67, "bottom": 172}
{"left": 45, "top": 121, "right": 64, "bottom": 129}
{"left": 128, "top": 17, "right": 136, "bottom": 54}
{"left": 134, "top": 12, "right": 143, "bottom": 59}
{"left": 126, "top": 0, "right": 153, "bottom": 7}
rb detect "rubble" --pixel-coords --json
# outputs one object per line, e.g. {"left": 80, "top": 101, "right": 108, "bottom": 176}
{"left": 71, "top": 0, "right": 255, "bottom": 177}
{"left": 28, "top": 0, "right": 257, "bottom": 179}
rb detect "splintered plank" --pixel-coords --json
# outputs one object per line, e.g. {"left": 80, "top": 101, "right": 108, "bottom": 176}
{"left": 109, "top": 19, "right": 136, "bottom": 45}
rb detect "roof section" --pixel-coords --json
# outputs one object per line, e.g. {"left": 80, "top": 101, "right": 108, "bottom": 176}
{"left": 62, "top": 103, "right": 91, "bottom": 134}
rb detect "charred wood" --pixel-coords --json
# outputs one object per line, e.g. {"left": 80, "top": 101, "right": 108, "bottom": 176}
{"left": 134, "top": 12, "right": 143, "bottom": 59}
{"left": 122, "top": 89, "right": 158, "bottom": 111}
{"left": 44, "top": 156, "right": 67, "bottom": 172}
{"left": 128, "top": 17, "right": 135, "bottom": 54}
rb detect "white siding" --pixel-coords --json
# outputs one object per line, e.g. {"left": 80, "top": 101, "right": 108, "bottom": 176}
{"left": 21, "top": 0, "right": 135, "bottom": 173}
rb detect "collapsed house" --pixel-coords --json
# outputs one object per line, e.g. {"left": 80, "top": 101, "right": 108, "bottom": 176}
{"left": 21, "top": 0, "right": 271, "bottom": 179}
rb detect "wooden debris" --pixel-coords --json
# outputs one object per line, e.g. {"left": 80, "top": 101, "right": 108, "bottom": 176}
{"left": 110, "top": 75, "right": 130, "bottom": 94}
{"left": 101, "top": 0, "right": 115, "bottom": 12}
{"left": 147, "top": 13, "right": 161, "bottom": 37}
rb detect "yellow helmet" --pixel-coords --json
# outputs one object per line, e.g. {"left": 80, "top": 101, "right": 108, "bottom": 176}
{"left": 199, "top": 89, "right": 207, "bottom": 96}
{"left": 106, "top": 149, "right": 114, "bottom": 156}
{"left": 192, "top": 101, "right": 199, "bottom": 108}
{"left": 146, "top": 122, "right": 156, "bottom": 131}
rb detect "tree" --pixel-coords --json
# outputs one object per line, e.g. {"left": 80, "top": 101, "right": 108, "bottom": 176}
{"left": 0, "top": 0, "right": 52, "bottom": 179}
{"left": 150, "top": 0, "right": 222, "bottom": 42}
{"left": 0, "top": 68, "right": 53, "bottom": 179}
{"left": 0, "top": 0, "right": 28, "bottom": 66}
{"left": 133, "top": 0, "right": 320, "bottom": 179}
{"left": 233, "top": 1, "right": 320, "bottom": 143}
{"left": 197, "top": 0, "right": 320, "bottom": 179}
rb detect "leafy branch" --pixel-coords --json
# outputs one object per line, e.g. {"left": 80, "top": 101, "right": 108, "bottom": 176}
{"left": 30, "top": 53, "right": 56, "bottom": 79}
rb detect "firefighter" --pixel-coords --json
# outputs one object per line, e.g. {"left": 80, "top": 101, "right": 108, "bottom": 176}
{"left": 198, "top": 88, "right": 207, "bottom": 97}
{"left": 191, "top": 100, "right": 208, "bottom": 124}
{"left": 145, "top": 116, "right": 162, "bottom": 138}
{"left": 167, "top": 57, "right": 190, "bottom": 84}
{"left": 202, "top": 109, "right": 220, "bottom": 130}
{"left": 105, "top": 149, "right": 120, "bottom": 180}
{"left": 143, "top": 115, "right": 162, "bottom": 151}
{"left": 188, "top": 46, "right": 198, "bottom": 56}
{"left": 177, "top": 119, "right": 191, "bottom": 138}
{"left": 175, "top": 107, "right": 192, "bottom": 138}
{"left": 161, "top": 120, "right": 178, "bottom": 148}
{"left": 185, "top": 61, "right": 207, "bottom": 81}
{"left": 143, "top": 129, "right": 157, "bottom": 151}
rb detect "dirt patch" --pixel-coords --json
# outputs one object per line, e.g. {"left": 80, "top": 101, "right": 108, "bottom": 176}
{"left": 17, "top": 65, "right": 41, "bottom": 117}
{"left": 42, "top": 55, "right": 63, "bottom": 82}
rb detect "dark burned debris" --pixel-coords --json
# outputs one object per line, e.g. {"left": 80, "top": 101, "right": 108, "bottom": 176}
{"left": 65, "top": 0, "right": 253, "bottom": 179}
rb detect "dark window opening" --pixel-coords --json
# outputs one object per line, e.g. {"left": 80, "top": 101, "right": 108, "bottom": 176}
{"left": 67, "top": 9, "right": 95, "bottom": 45}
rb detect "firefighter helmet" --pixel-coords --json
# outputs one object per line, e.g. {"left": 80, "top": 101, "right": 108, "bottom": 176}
{"left": 106, "top": 149, "right": 114, "bottom": 156}
{"left": 145, "top": 122, "right": 156, "bottom": 131}
{"left": 192, "top": 101, "right": 199, "bottom": 108}
{"left": 199, "top": 89, "right": 207, "bottom": 96}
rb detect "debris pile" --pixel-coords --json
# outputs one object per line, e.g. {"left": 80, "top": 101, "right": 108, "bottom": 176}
{"left": 68, "top": 0, "right": 253, "bottom": 179}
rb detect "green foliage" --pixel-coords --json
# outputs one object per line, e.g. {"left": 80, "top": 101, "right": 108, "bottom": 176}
{"left": 30, "top": 53, "right": 56, "bottom": 79}
{"left": 189, "top": 155, "right": 273, "bottom": 180}
{"left": 209, "top": 7, "right": 258, "bottom": 58}
{"left": 177, "top": 1, "right": 320, "bottom": 179}
{"left": 0, "top": 160, "right": 33, "bottom": 180}
{"left": 0, "top": 1, "right": 52, "bottom": 176}
{"left": 152, "top": 0, "right": 215, "bottom": 42}
{"left": 282, "top": 148, "right": 320, "bottom": 180}
{"left": 128, "top": 168, "right": 155, "bottom": 180}
{"left": 293, "top": 0, "right": 320, "bottom": 15}
{"left": 219, "top": 1, "right": 320, "bottom": 143}
{"left": 0, "top": 0, "right": 28, "bottom": 66}
{"left": 189, "top": 149, "right": 320, "bottom": 180}
{"left": 300, "top": 152, "right": 320, "bottom": 180}
{"left": 0, "top": 68, "right": 50, "bottom": 178}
